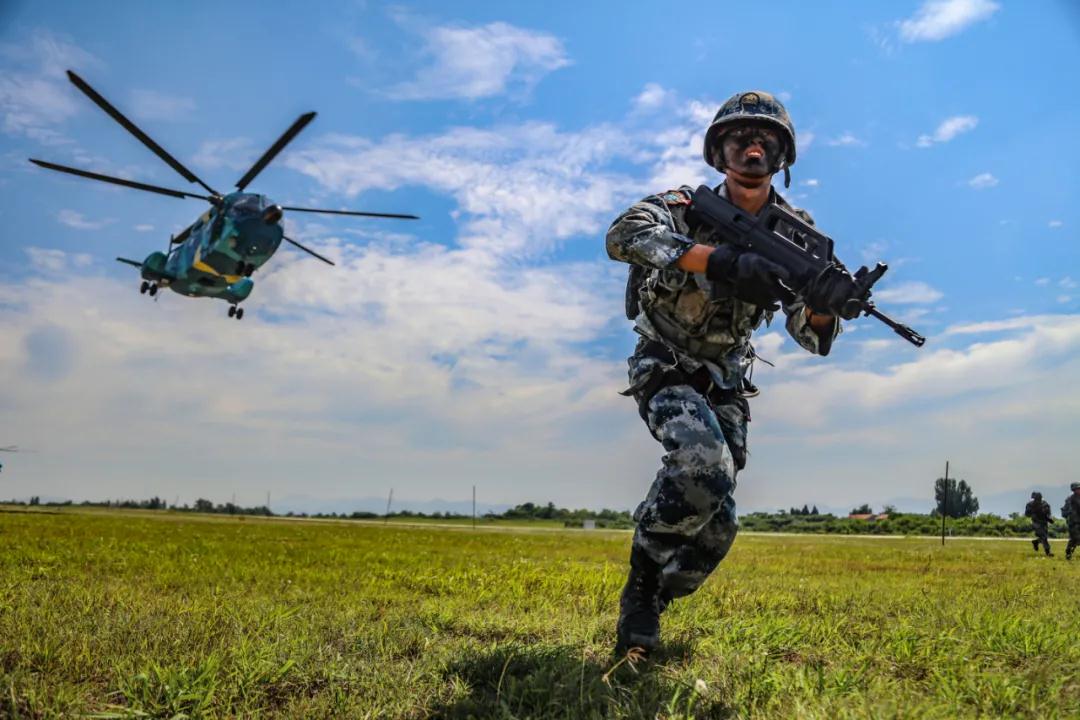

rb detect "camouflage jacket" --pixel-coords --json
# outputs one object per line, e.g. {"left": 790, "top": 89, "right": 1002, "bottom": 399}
{"left": 606, "top": 182, "right": 839, "bottom": 390}
{"left": 1025, "top": 499, "right": 1052, "bottom": 526}
{"left": 1064, "top": 493, "right": 1080, "bottom": 528}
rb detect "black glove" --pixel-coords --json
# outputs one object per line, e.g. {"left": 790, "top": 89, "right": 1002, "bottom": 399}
{"left": 706, "top": 245, "right": 795, "bottom": 309}
{"left": 802, "top": 264, "right": 866, "bottom": 320}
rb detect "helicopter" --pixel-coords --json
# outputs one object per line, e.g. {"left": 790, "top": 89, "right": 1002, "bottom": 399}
{"left": 30, "top": 71, "right": 418, "bottom": 319}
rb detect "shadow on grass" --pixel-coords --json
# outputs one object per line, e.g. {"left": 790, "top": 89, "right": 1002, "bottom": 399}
{"left": 431, "top": 641, "right": 733, "bottom": 720}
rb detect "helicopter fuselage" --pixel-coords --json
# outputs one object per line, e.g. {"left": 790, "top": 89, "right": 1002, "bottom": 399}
{"left": 143, "top": 192, "right": 282, "bottom": 304}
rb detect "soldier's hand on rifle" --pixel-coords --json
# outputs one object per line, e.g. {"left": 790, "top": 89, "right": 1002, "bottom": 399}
{"left": 705, "top": 245, "right": 796, "bottom": 309}
{"left": 802, "top": 264, "right": 885, "bottom": 320}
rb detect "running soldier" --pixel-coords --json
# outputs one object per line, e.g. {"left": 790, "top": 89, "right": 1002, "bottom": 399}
{"left": 1064, "top": 482, "right": 1080, "bottom": 561}
{"left": 606, "top": 91, "right": 868, "bottom": 655}
{"left": 1024, "top": 491, "right": 1053, "bottom": 557}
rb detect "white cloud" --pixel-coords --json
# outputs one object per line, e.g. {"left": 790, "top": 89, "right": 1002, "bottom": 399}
{"left": 386, "top": 21, "right": 570, "bottom": 101}
{"left": 24, "top": 246, "right": 92, "bottom": 272}
{"left": 1058, "top": 296, "right": 1073, "bottom": 304}
{"left": 1035, "top": 278, "right": 1050, "bottom": 286}
{"left": 1048, "top": 220, "right": 1063, "bottom": 229}
{"left": 285, "top": 121, "right": 642, "bottom": 259}
{"left": 860, "top": 240, "right": 889, "bottom": 265}
{"left": 738, "top": 313, "right": 1080, "bottom": 509}
{"left": 632, "top": 83, "right": 674, "bottom": 113}
{"left": 826, "top": 132, "right": 865, "bottom": 147}
{"left": 874, "top": 281, "right": 944, "bottom": 304}
{"left": 916, "top": 115, "right": 978, "bottom": 147}
{"left": 0, "top": 32, "right": 100, "bottom": 144}
{"left": 192, "top": 138, "right": 256, "bottom": 172}
{"left": 128, "top": 89, "right": 196, "bottom": 121}
{"left": 968, "top": 172, "right": 998, "bottom": 189}
{"left": 1061, "top": 277, "right": 1078, "bottom": 290}
{"left": 134, "top": 224, "right": 155, "bottom": 232}
{"left": 898, "top": 0, "right": 1001, "bottom": 43}
{"left": 800, "top": 178, "right": 819, "bottom": 187}
{"left": 57, "top": 209, "right": 110, "bottom": 230}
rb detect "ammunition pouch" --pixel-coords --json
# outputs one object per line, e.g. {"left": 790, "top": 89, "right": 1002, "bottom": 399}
{"left": 623, "top": 340, "right": 742, "bottom": 418}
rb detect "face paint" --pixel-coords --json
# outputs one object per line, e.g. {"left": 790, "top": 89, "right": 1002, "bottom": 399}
{"left": 720, "top": 123, "right": 784, "bottom": 177}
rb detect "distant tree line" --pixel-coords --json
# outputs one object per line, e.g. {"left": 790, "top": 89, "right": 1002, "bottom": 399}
{"left": 0, "top": 497, "right": 632, "bottom": 526}
{"left": 2, "top": 497, "right": 272, "bottom": 516}
{"left": 5, "top": 477, "right": 1032, "bottom": 536}
{"left": 739, "top": 510, "right": 1067, "bottom": 538}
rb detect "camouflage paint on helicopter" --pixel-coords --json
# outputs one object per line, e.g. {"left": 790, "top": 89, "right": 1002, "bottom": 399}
{"left": 31, "top": 72, "right": 417, "bottom": 320}
{"left": 120, "top": 193, "right": 286, "bottom": 310}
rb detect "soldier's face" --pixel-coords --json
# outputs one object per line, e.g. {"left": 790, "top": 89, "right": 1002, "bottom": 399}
{"left": 721, "top": 123, "right": 783, "bottom": 177}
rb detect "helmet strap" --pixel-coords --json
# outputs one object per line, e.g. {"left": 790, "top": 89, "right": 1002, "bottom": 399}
{"left": 783, "top": 166, "right": 791, "bottom": 189}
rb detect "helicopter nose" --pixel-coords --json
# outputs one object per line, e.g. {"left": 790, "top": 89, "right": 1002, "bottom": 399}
{"left": 262, "top": 205, "right": 283, "bottom": 225}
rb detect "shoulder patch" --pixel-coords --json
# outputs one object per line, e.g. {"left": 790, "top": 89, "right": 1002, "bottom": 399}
{"left": 659, "top": 189, "right": 692, "bottom": 206}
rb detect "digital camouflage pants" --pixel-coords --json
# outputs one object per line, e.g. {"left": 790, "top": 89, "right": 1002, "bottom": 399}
{"left": 1032, "top": 524, "right": 1051, "bottom": 555}
{"left": 631, "top": 383, "right": 748, "bottom": 600}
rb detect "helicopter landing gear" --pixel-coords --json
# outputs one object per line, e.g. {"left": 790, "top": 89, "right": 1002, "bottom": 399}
{"left": 228, "top": 305, "right": 244, "bottom": 320}
{"left": 243, "top": 263, "right": 255, "bottom": 277}
{"left": 148, "top": 283, "right": 158, "bottom": 296}
{"left": 235, "top": 261, "right": 255, "bottom": 277}
{"left": 140, "top": 281, "right": 149, "bottom": 294}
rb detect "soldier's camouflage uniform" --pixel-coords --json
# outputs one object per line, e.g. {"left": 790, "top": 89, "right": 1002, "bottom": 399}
{"left": 606, "top": 182, "right": 838, "bottom": 600}
{"left": 1065, "top": 491, "right": 1080, "bottom": 560}
{"left": 1024, "top": 497, "right": 1053, "bottom": 555}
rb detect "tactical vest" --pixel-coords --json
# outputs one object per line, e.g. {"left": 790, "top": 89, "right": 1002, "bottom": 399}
{"left": 624, "top": 185, "right": 814, "bottom": 356}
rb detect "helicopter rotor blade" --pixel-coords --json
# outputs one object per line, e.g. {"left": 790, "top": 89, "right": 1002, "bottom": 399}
{"left": 235, "top": 112, "right": 316, "bottom": 191}
{"left": 66, "top": 70, "right": 219, "bottom": 196}
{"left": 280, "top": 206, "right": 419, "bottom": 220}
{"left": 29, "top": 159, "right": 213, "bottom": 201}
{"left": 0, "top": 446, "right": 18, "bottom": 453}
{"left": 283, "top": 235, "right": 335, "bottom": 266}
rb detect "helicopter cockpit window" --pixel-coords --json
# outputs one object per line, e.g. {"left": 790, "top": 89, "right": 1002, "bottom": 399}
{"left": 228, "top": 195, "right": 263, "bottom": 218}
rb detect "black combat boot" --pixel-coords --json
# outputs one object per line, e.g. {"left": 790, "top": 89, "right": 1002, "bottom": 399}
{"left": 615, "top": 546, "right": 664, "bottom": 656}
{"left": 1032, "top": 539, "right": 1040, "bottom": 553}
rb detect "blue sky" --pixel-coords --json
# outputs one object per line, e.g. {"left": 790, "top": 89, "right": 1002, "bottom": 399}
{"left": 1, "top": 0, "right": 1078, "bottom": 515}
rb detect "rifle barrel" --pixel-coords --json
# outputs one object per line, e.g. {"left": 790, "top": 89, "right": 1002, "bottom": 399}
{"left": 864, "top": 305, "right": 926, "bottom": 347}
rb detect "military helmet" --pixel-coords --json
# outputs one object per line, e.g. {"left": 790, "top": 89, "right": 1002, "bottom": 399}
{"left": 703, "top": 91, "right": 797, "bottom": 172}
{"left": 1031, "top": 491, "right": 1042, "bottom": 500}
{"left": 1072, "top": 482, "right": 1080, "bottom": 491}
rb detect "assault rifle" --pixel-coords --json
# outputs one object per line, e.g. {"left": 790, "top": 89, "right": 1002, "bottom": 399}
{"left": 688, "top": 185, "right": 926, "bottom": 347}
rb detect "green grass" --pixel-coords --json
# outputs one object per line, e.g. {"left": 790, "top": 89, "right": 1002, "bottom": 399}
{"left": 1, "top": 507, "right": 1077, "bottom": 719}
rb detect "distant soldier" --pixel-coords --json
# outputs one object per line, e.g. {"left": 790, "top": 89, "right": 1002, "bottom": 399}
{"left": 1063, "top": 482, "right": 1080, "bottom": 561}
{"left": 1024, "top": 492, "right": 1053, "bottom": 557}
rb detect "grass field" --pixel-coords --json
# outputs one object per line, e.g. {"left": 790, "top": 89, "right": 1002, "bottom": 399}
{"left": 1, "top": 507, "right": 1078, "bottom": 719}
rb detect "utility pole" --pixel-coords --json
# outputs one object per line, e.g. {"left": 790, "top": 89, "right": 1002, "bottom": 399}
{"left": 384, "top": 488, "right": 393, "bottom": 524}
{"left": 472, "top": 485, "right": 476, "bottom": 530}
{"left": 941, "top": 460, "right": 949, "bottom": 546}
